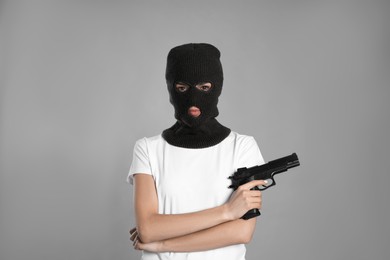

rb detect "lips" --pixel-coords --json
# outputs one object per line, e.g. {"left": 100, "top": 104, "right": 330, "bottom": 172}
{"left": 188, "top": 106, "right": 201, "bottom": 117}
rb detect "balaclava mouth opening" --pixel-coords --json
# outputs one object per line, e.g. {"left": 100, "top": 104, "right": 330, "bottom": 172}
{"left": 162, "top": 43, "right": 231, "bottom": 149}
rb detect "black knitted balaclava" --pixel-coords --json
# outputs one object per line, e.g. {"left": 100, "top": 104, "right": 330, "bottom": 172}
{"left": 162, "top": 43, "right": 231, "bottom": 149}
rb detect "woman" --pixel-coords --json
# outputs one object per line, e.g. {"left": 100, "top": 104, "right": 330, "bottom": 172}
{"left": 128, "top": 43, "right": 267, "bottom": 260}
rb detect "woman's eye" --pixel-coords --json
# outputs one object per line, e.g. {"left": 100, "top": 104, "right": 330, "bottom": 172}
{"left": 176, "top": 85, "right": 189, "bottom": 92}
{"left": 197, "top": 84, "right": 212, "bottom": 92}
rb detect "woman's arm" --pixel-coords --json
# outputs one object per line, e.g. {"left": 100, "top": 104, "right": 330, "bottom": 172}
{"left": 133, "top": 174, "right": 265, "bottom": 243}
{"left": 131, "top": 218, "right": 257, "bottom": 252}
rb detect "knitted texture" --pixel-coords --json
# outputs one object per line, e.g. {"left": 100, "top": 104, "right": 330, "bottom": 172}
{"left": 166, "top": 43, "right": 223, "bottom": 90}
{"left": 166, "top": 43, "right": 223, "bottom": 127}
{"left": 162, "top": 119, "right": 231, "bottom": 149}
{"left": 162, "top": 43, "right": 230, "bottom": 149}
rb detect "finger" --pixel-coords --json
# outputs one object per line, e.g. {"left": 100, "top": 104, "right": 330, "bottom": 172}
{"left": 129, "top": 228, "right": 137, "bottom": 240}
{"left": 240, "top": 180, "right": 268, "bottom": 190}
{"left": 247, "top": 196, "right": 261, "bottom": 203}
{"left": 247, "top": 201, "right": 262, "bottom": 210}
{"left": 248, "top": 201, "right": 262, "bottom": 209}
{"left": 135, "top": 239, "right": 143, "bottom": 251}
{"left": 133, "top": 239, "right": 139, "bottom": 249}
{"left": 133, "top": 235, "right": 139, "bottom": 247}
{"left": 247, "top": 190, "right": 262, "bottom": 197}
{"left": 129, "top": 227, "right": 136, "bottom": 235}
{"left": 130, "top": 230, "right": 138, "bottom": 241}
{"left": 250, "top": 204, "right": 262, "bottom": 210}
{"left": 132, "top": 233, "right": 139, "bottom": 244}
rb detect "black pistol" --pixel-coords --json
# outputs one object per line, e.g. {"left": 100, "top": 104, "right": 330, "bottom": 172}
{"left": 229, "top": 153, "right": 300, "bottom": 220}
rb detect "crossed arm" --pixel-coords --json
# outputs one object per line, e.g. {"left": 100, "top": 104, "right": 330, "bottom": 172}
{"left": 130, "top": 174, "right": 265, "bottom": 253}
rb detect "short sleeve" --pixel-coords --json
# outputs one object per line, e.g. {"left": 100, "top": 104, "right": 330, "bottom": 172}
{"left": 236, "top": 136, "right": 265, "bottom": 169}
{"left": 127, "top": 138, "right": 152, "bottom": 185}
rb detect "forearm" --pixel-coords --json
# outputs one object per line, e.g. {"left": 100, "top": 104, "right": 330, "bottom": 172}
{"left": 138, "top": 204, "right": 231, "bottom": 243}
{"left": 134, "top": 174, "right": 264, "bottom": 244}
{"left": 159, "top": 218, "right": 256, "bottom": 252}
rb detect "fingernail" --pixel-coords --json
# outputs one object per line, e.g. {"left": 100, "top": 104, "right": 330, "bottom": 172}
{"left": 264, "top": 180, "right": 268, "bottom": 184}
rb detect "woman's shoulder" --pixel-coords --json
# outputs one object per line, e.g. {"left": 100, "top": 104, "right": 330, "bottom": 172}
{"left": 225, "top": 131, "right": 263, "bottom": 153}
{"left": 228, "top": 131, "right": 257, "bottom": 143}
{"left": 133, "top": 134, "right": 164, "bottom": 148}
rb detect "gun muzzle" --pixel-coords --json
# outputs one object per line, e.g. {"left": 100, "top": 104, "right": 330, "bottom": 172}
{"left": 268, "top": 153, "right": 300, "bottom": 173}
{"left": 287, "top": 153, "right": 300, "bottom": 168}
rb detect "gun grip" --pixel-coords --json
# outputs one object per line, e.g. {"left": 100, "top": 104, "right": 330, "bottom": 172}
{"left": 242, "top": 208, "right": 261, "bottom": 220}
{"left": 241, "top": 185, "right": 261, "bottom": 220}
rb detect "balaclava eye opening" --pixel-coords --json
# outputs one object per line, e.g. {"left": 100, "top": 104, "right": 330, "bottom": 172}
{"left": 162, "top": 43, "right": 231, "bottom": 149}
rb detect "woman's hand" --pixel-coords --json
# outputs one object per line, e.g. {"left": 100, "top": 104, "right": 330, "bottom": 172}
{"left": 224, "top": 180, "right": 267, "bottom": 220}
{"left": 130, "top": 227, "right": 164, "bottom": 252}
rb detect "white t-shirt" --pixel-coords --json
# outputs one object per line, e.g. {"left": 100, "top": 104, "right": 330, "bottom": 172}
{"left": 128, "top": 131, "right": 264, "bottom": 260}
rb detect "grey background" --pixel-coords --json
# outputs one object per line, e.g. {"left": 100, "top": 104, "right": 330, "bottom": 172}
{"left": 1, "top": 0, "right": 389, "bottom": 259}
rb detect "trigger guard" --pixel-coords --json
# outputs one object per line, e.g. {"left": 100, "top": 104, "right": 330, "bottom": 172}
{"left": 259, "top": 175, "right": 276, "bottom": 191}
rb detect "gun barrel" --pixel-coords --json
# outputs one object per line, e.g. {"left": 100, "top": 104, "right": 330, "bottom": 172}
{"left": 287, "top": 153, "right": 300, "bottom": 168}
{"left": 269, "top": 153, "right": 300, "bottom": 171}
